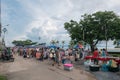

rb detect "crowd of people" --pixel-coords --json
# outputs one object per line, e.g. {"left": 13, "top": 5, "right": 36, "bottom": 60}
{"left": 0, "top": 46, "right": 109, "bottom": 64}
{"left": 0, "top": 46, "right": 119, "bottom": 72}
{"left": 16, "top": 47, "right": 89, "bottom": 66}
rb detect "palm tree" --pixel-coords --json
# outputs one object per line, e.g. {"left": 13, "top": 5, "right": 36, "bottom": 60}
{"left": 50, "top": 40, "right": 56, "bottom": 46}
{"left": 62, "top": 40, "right": 65, "bottom": 48}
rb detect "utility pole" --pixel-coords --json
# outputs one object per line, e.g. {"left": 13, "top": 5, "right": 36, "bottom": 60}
{"left": 0, "top": 0, "right": 1, "bottom": 37}
{"left": 80, "top": 24, "right": 85, "bottom": 49}
{"left": 0, "top": 23, "right": 1, "bottom": 37}
{"left": 105, "top": 24, "right": 107, "bottom": 51}
{"left": 82, "top": 27, "right": 85, "bottom": 49}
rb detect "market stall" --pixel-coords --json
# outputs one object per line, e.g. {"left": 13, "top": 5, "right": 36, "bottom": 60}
{"left": 84, "top": 56, "right": 120, "bottom": 72}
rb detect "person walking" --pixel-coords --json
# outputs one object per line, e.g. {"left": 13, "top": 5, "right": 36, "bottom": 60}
{"left": 55, "top": 47, "right": 61, "bottom": 66}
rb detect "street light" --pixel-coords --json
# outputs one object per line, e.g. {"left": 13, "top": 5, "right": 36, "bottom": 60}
{"left": 2, "top": 27, "right": 7, "bottom": 46}
{"left": 94, "top": 19, "right": 107, "bottom": 50}
{"left": 0, "top": 24, "right": 9, "bottom": 36}
{"left": 1, "top": 24, "right": 9, "bottom": 46}
{"left": 105, "top": 19, "right": 114, "bottom": 51}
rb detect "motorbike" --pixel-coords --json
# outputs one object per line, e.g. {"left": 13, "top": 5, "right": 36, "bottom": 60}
{"left": 0, "top": 52, "right": 14, "bottom": 62}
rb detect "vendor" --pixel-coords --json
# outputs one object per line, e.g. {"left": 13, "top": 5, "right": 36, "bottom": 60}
{"left": 101, "top": 48, "right": 107, "bottom": 57}
{"left": 93, "top": 48, "right": 99, "bottom": 65}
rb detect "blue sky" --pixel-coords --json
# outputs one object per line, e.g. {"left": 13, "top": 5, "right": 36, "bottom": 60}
{"left": 1, "top": 0, "right": 120, "bottom": 48}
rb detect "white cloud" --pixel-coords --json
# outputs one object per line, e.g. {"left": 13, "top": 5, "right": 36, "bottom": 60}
{"left": 1, "top": 0, "right": 120, "bottom": 47}
{"left": 15, "top": 0, "right": 73, "bottom": 45}
{"left": 25, "top": 18, "right": 70, "bottom": 45}
{"left": 106, "top": 0, "right": 120, "bottom": 7}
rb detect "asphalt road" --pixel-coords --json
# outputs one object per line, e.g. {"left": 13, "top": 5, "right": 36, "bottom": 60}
{"left": 74, "top": 60, "right": 120, "bottom": 80}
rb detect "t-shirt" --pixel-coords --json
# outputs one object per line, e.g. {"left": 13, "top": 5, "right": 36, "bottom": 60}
{"left": 93, "top": 50, "right": 99, "bottom": 58}
{"left": 102, "top": 51, "right": 106, "bottom": 57}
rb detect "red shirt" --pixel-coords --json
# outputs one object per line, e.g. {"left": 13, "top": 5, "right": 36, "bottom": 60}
{"left": 93, "top": 50, "right": 99, "bottom": 58}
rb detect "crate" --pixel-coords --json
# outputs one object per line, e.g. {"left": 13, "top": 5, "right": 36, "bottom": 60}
{"left": 64, "top": 63, "right": 73, "bottom": 71}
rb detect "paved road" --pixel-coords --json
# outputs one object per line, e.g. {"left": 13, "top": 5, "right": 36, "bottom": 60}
{"left": 92, "top": 71, "right": 120, "bottom": 80}
{"left": 0, "top": 55, "right": 96, "bottom": 80}
{"left": 74, "top": 61, "right": 120, "bottom": 80}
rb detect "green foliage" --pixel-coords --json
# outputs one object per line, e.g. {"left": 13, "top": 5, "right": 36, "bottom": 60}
{"left": 64, "top": 11, "right": 120, "bottom": 51}
{"left": 12, "top": 39, "right": 37, "bottom": 46}
{"left": 0, "top": 75, "right": 7, "bottom": 80}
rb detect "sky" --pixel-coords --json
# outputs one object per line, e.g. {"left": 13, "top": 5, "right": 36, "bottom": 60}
{"left": 1, "top": 0, "right": 120, "bottom": 48}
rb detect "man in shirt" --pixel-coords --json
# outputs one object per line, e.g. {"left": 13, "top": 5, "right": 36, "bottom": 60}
{"left": 93, "top": 48, "right": 99, "bottom": 65}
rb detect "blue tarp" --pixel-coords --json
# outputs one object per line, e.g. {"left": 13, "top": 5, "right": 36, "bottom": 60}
{"left": 73, "top": 44, "right": 79, "bottom": 49}
{"left": 48, "top": 45, "right": 57, "bottom": 49}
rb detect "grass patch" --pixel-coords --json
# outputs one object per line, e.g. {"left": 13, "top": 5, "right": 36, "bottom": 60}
{"left": 0, "top": 75, "right": 7, "bottom": 80}
{"left": 110, "top": 54, "right": 120, "bottom": 57}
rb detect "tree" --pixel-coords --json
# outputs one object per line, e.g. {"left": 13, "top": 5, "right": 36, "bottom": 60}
{"left": 12, "top": 39, "right": 37, "bottom": 46}
{"left": 64, "top": 11, "right": 120, "bottom": 51}
{"left": 69, "top": 40, "right": 75, "bottom": 48}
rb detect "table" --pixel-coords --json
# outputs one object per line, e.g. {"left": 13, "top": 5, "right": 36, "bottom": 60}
{"left": 85, "top": 56, "right": 120, "bottom": 64}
